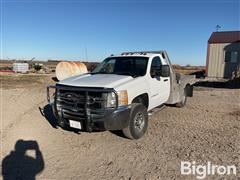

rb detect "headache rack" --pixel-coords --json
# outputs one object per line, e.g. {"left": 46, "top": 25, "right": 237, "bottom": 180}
{"left": 47, "top": 85, "right": 118, "bottom": 131}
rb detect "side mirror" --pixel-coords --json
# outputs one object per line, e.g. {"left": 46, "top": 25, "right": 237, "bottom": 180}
{"left": 160, "top": 65, "right": 170, "bottom": 77}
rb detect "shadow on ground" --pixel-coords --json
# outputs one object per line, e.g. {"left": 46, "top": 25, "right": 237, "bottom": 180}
{"left": 109, "top": 130, "right": 126, "bottom": 139}
{"left": 39, "top": 104, "right": 81, "bottom": 134}
{"left": 2, "top": 140, "right": 44, "bottom": 180}
{"left": 39, "top": 105, "right": 58, "bottom": 129}
{"left": 194, "top": 79, "right": 240, "bottom": 89}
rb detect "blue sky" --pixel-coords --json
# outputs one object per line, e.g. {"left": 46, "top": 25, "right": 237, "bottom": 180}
{"left": 1, "top": 0, "right": 240, "bottom": 65}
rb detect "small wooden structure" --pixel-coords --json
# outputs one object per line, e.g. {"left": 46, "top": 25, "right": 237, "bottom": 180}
{"left": 206, "top": 31, "right": 240, "bottom": 78}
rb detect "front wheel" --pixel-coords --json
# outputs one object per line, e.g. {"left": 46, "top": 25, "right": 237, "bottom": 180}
{"left": 122, "top": 103, "right": 148, "bottom": 139}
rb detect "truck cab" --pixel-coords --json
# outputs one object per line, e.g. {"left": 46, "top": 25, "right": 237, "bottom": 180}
{"left": 47, "top": 51, "right": 194, "bottom": 139}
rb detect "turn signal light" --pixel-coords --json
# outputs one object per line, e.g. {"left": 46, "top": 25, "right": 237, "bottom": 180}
{"left": 117, "top": 90, "right": 128, "bottom": 106}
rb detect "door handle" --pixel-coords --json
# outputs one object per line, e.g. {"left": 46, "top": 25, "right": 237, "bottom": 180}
{"left": 164, "top": 79, "right": 168, "bottom": 82}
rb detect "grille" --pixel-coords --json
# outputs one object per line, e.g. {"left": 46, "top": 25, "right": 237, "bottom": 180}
{"left": 55, "top": 89, "right": 107, "bottom": 121}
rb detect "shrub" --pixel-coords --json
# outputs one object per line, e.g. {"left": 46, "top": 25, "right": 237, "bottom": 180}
{"left": 33, "top": 64, "right": 42, "bottom": 71}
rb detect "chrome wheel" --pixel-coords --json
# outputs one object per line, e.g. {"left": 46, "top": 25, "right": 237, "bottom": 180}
{"left": 134, "top": 112, "right": 145, "bottom": 131}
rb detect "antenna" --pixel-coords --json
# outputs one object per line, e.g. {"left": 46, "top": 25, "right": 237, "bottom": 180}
{"left": 215, "top": 25, "right": 221, "bottom": 32}
{"left": 84, "top": 46, "right": 88, "bottom": 62}
{"left": 29, "top": 57, "right": 35, "bottom": 62}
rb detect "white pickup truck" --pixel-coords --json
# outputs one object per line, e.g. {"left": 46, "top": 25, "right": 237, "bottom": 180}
{"left": 47, "top": 51, "right": 195, "bottom": 139}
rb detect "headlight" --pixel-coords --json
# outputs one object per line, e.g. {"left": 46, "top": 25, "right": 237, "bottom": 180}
{"left": 47, "top": 86, "right": 56, "bottom": 104}
{"left": 105, "top": 90, "right": 128, "bottom": 108}
{"left": 106, "top": 92, "right": 117, "bottom": 108}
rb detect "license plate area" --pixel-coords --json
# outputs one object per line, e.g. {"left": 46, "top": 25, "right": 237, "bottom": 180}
{"left": 69, "top": 120, "right": 82, "bottom": 129}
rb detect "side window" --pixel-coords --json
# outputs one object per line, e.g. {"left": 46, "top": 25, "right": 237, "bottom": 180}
{"left": 150, "top": 56, "right": 162, "bottom": 78}
{"left": 225, "top": 51, "right": 239, "bottom": 63}
{"left": 230, "top": 51, "right": 238, "bottom": 63}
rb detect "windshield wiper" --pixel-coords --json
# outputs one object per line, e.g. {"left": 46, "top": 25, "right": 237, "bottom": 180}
{"left": 90, "top": 72, "right": 108, "bottom": 75}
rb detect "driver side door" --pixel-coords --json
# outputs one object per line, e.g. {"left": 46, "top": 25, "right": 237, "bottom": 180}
{"left": 149, "top": 56, "right": 170, "bottom": 109}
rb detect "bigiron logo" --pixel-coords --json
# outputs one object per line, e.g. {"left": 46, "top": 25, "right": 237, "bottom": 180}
{"left": 181, "top": 161, "right": 238, "bottom": 179}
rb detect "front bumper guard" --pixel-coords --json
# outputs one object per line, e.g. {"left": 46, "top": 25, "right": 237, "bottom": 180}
{"left": 47, "top": 85, "right": 130, "bottom": 131}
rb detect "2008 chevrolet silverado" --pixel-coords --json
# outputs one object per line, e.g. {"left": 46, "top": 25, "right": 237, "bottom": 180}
{"left": 47, "top": 51, "right": 195, "bottom": 139}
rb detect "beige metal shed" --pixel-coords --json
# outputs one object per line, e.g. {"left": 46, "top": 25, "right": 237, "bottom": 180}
{"left": 206, "top": 31, "right": 240, "bottom": 78}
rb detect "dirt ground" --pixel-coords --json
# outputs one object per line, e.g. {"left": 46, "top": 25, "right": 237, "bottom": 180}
{"left": 0, "top": 74, "right": 239, "bottom": 179}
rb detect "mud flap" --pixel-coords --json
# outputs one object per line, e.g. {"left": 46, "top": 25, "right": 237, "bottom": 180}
{"left": 185, "top": 85, "right": 193, "bottom": 97}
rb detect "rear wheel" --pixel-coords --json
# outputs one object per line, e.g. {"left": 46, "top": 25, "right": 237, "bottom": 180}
{"left": 122, "top": 103, "right": 148, "bottom": 139}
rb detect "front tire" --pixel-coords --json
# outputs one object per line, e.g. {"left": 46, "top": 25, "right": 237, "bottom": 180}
{"left": 122, "top": 103, "right": 148, "bottom": 139}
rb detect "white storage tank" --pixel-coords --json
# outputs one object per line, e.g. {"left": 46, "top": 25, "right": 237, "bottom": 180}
{"left": 13, "top": 63, "right": 29, "bottom": 73}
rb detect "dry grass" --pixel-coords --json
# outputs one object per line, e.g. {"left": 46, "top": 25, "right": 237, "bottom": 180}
{"left": 0, "top": 73, "right": 54, "bottom": 89}
{"left": 172, "top": 64, "right": 205, "bottom": 75}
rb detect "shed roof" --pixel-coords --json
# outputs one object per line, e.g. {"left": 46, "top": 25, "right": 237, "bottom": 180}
{"left": 208, "top": 31, "right": 240, "bottom": 44}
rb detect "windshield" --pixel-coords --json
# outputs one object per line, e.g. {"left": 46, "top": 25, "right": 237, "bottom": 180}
{"left": 91, "top": 56, "right": 148, "bottom": 77}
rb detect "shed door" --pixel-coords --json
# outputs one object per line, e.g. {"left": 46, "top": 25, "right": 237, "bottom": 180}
{"left": 224, "top": 51, "right": 240, "bottom": 78}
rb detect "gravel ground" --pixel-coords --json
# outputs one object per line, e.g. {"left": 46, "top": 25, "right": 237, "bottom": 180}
{"left": 0, "top": 74, "right": 239, "bottom": 180}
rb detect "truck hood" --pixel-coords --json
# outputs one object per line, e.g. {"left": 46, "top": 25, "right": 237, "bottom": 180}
{"left": 58, "top": 74, "right": 133, "bottom": 88}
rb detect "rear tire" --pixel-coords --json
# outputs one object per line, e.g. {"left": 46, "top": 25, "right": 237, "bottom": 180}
{"left": 122, "top": 103, "right": 148, "bottom": 139}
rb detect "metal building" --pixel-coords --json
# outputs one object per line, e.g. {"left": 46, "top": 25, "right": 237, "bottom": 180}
{"left": 13, "top": 63, "right": 29, "bottom": 73}
{"left": 206, "top": 31, "right": 240, "bottom": 78}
